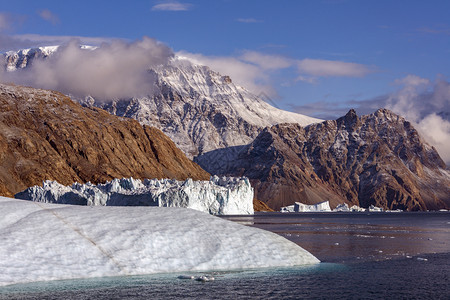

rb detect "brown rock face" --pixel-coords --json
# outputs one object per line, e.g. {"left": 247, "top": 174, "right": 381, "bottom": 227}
{"left": 253, "top": 198, "right": 275, "bottom": 212}
{"left": 0, "top": 84, "right": 209, "bottom": 197}
{"left": 196, "top": 109, "right": 450, "bottom": 211}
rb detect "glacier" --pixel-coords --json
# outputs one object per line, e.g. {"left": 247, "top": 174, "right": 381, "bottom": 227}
{"left": 15, "top": 176, "right": 254, "bottom": 215}
{"left": 0, "top": 197, "right": 319, "bottom": 286}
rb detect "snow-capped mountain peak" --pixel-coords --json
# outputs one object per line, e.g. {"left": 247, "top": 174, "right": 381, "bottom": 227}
{"left": 2, "top": 46, "right": 321, "bottom": 158}
{"left": 94, "top": 54, "right": 322, "bottom": 157}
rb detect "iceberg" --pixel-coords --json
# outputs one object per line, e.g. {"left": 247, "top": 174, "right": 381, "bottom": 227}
{"left": 0, "top": 197, "right": 319, "bottom": 286}
{"left": 368, "top": 205, "right": 384, "bottom": 212}
{"left": 15, "top": 176, "right": 254, "bottom": 215}
{"left": 281, "top": 201, "right": 331, "bottom": 212}
{"left": 333, "top": 203, "right": 366, "bottom": 212}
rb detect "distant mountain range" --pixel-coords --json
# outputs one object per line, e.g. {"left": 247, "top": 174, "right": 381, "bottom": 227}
{"left": 2, "top": 47, "right": 449, "bottom": 211}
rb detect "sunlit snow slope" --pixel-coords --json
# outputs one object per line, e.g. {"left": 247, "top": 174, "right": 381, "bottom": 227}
{"left": 0, "top": 197, "right": 319, "bottom": 286}
{"left": 88, "top": 56, "right": 323, "bottom": 157}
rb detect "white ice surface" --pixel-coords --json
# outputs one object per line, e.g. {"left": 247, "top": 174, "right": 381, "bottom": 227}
{"left": 15, "top": 176, "right": 254, "bottom": 215}
{"left": 333, "top": 203, "right": 367, "bottom": 212}
{"left": 0, "top": 197, "right": 319, "bottom": 286}
{"left": 281, "top": 201, "right": 331, "bottom": 212}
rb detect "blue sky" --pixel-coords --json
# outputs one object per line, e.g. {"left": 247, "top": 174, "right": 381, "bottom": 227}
{"left": 1, "top": 1, "right": 449, "bottom": 115}
{"left": 1, "top": 0, "right": 450, "bottom": 161}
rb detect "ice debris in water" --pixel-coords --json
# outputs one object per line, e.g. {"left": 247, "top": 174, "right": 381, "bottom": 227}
{"left": 281, "top": 201, "right": 331, "bottom": 212}
{"left": 416, "top": 257, "right": 428, "bottom": 261}
{"left": 281, "top": 201, "right": 385, "bottom": 213}
{"left": 15, "top": 176, "right": 254, "bottom": 215}
{"left": 333, "top": 203, "right": 366, "bottom": 212}
{"left": 0, "top": 197, "right": 319, "bottom": 286}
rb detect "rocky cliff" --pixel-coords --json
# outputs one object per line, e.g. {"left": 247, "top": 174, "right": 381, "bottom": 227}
{"left": 3, "top": 46, "right": 59, "bottom": 71}
{"left": 91, "top": 57, "right": 321, "bottom": 158}
{"left": 0, "top": 84, "right": 209, "bottom": 197}
{"left": 196, "top": 109, "right": 450, "bottom": 211}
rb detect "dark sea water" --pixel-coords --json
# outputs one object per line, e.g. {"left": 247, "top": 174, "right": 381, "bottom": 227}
{"left": 1, "top": 212, "right": 449, "bottom": 299}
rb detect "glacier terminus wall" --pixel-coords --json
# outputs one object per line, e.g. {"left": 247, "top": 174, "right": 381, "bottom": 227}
{"left": 15, "top": 176, "right": 254, "bottom": 215}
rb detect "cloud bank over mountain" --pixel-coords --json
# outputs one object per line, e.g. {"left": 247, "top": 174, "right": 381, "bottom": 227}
{"left": 385, "top": 75, "right": 450, "bottom": 165}
{"left": 291, "top": 75, "right": 450, "bottom": 164}
{"left": 177, "top": 50, "right": 373, "bottom": 97}
{"left": 1, "top": 37, "right": 173, "bottom": 100}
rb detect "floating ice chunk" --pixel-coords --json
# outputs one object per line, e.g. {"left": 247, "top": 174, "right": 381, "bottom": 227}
{"left": 15, "top": 176, "right": 254, "bottom": 215}
{"left": 281, "top": 205, "right": 295, "bottom": 213}
{"left": 351, "top": 205, "right": 366, "bottom": 212}
{"left": 195, "top": 275, "right": 214, "bottom": 282}
{"left": 333, "top": 203, "right": 350, "bottom": 212}
{"left": 0, "top": 197, "right": 319, "bottom": 286}
{"left": 416, "top": 257, "right": 428, "bottom": 261}
{"left": 368, "top": 205, "right": 384, "bottom": 212}
{"left": 280, "top": 201, "right": 331, "bottom": 212}
{"left": 333, "top": 203, "right": 367, "bottom": 212}
{"left": 178, "top": 275, "right": 195, "bottom": 280}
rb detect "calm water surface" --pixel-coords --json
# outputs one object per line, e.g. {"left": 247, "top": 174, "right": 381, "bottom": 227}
{"left": 224, "top": 211, "right": 450, "bottom": 263}
{"left": 1, "top": 212, "right": 449, "bottom": 299}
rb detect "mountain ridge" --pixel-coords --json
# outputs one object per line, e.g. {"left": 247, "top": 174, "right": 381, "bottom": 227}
{"left": 91, "top": 57, "right": 322, "bottom": 158}
{"left": 2, "top": 47, "right": 321, "bottom": 158}
{"left": 195, "top": 109, "right": 450, "bottom": 211}
{"left": 0, "top": 83, "right": 209, "bottom": 197}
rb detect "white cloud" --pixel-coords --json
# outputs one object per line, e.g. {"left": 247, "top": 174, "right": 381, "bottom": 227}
{"left": 240, "top": 51, "right": 292, "bottom": 70}
{"left": 387, "top": 75, "right": 431, "bottom": 121}
{"left": 385, "top": 75, "right": 450, "bottom": 164}
{"left": 177, "top": 51, "right": 374, "bottom": 97}
{"left": 418, "top": 26, "right": 450, "bottom": 36}
{"left": 14, "top": 34, "right": 115, "bottom": 45}
{"left": 297, "top": 58, "right": 372, "bottom": 79}
{"left": 2, "top": 37, "right": 173, "bottom": 100}
{"left": 0, "top": 13, "right": 11, "bottom": 31}
{"left": 0, "top": 34, "right": 118, "bottom": 52}
{"left": 417, "top": 113, "right": 450, "bottom": 158}
{"left": 37, "top": 9, "right": 60, "bottom": 25}
{"left": 236, "top": 18, "right": 262, "bottom": 23}
{"left": 394, "top": 74, "right": 430, "bottom": 87}
{"left": 152, "top": 1, "right": 192, "bottom": 11}
{"left": 176, "top": 50, "right": 276, "bottom": 96}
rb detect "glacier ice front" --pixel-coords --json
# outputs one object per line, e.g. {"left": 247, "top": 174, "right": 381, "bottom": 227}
{"left": 15, "top": 176, "right": 254, "bottom": 215}
{"left": 0, "top": 197, "right": 319, "bottom": 286}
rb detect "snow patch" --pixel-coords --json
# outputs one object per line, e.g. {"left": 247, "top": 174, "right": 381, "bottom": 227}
{"left": 15, "top": 176, "right": 254, "bottom": 215}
